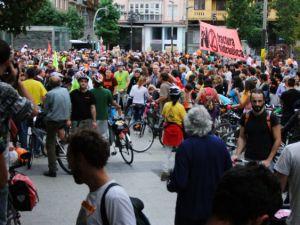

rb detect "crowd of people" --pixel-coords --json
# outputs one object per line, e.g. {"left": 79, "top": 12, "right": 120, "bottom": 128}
{"left": 0, "top": 38, "right": 300, "bottom": 225}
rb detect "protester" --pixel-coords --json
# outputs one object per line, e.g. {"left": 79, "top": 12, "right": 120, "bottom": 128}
{"left": 44, "top": 74, "right": 71, "bottom": 177}
{"left": 167, "top": 105, "right": 232, "bottom": 225}
{"left": 0, "top": 39, "right": 37, "bottom": 225}
{"left": 67, "top": 129, "right": 136, "bottom": 225}
{"left": 232, "top": 89, "right": 281, "bottom": 168}
{"left": 70, "top": 73, "right": 97, "bottom": 131}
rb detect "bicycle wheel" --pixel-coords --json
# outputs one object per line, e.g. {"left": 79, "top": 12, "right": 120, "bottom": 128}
{"left": 56, "top": 140, "right": 72, "bottom": 175}
{"left": 119, "top": 134, "right": 134, "bottom": 165}
{"left": 129, "top": 121, "right": 154, "bottom": 152}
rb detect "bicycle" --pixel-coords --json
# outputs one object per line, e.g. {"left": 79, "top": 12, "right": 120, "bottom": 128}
{"left": 129, "top": 102, "right": 164, "bottom": 152}
{"left": 6, "top": 152, "right": 32, "bottom": 225}
{"left": 213, "top": 108, "right": 241, "bottom": 153}
{"left": 26, "top": 112, "right": 71, "bottom": 174}
{"left": 108, "top": 107, "right": 134, "bottom": 165}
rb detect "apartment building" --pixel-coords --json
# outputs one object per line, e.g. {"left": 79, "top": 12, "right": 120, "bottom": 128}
{"left": 68, "top": 0, "right": 99, "bottom": 41}
{"left": 187, "top": 0, "right": 277, "bottom": 52}
{"left": 115, "top": 0, "right": 187, "bottom": 52}
{"left": 52, "top": 0, "right": 69, "bottom": 11}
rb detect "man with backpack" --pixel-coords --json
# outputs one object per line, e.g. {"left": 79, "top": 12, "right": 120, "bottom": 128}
{"left": 232, "top": 89, "right": 281, "bottom": 168}
{"left": 67, "top": 129, "right": 136, "bottom": 225}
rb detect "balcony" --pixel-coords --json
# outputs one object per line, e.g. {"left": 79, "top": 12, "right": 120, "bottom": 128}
{"left": 123, "top": 13, "right": 162, "bottom": 24}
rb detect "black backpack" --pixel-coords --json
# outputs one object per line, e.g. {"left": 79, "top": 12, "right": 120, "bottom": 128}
{"left": 101, "top": 183, "right": 151, "bottom": 225}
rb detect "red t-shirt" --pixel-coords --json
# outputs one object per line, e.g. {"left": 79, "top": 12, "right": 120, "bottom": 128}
{"left": 103, "top": 77, "right": 118, "bottom": 93}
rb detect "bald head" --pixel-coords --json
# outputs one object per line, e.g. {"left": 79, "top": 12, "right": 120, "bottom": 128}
{"left": 49, "top": 75, "right": 61, "bottom": 88}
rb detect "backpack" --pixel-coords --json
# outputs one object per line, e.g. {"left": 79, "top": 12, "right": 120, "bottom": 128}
{"left": 9, "top": 173, "right": 39, "bottom": 211}
{"left": 244, "top": 110, "right": 272, "bottom": 132}
{"left": 101, "top": 183, "right": 151, "bottom": 225}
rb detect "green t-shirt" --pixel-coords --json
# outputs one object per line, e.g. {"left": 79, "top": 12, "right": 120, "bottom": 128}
{"left": 114, "top": 70, "right": 129, "bottom": 92}
{"left": 91, "top": 87, "right": 113, "bottom": 120}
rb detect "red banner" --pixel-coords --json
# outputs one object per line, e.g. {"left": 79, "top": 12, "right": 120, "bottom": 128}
{"left": 199, "top": 21, "right": 245, "bottom": 60}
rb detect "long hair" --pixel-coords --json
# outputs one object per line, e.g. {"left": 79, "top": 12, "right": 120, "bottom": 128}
{"left": 137, "top": 76, "right": 146, "bottom": 88}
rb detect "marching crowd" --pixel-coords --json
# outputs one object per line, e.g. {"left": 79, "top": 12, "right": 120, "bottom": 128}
{"left": 0, "top": 38, "right": 300, "bottom": 225}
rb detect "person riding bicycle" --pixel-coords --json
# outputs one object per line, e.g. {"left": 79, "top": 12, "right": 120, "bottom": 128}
{"left": 129, "top": 76, "right": 149, "bottom": 123}
{"left": 161, "top": 86, "right": 186, "bottom": 181}
{"left": 232, "top": 89, "right": 281, "bottom": 168}
{"left": 69, "top": 73, "right": 97, "bottom": 132}
{"left": 91, "top": 74, "right": 121, "bottom": 141}
{"left": 44, "top": 74, "right": 72, "bottom": 177}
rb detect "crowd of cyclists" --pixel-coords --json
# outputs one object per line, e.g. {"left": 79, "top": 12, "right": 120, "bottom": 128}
{"left": 1, "top": 37, "right": 300, "bottom": 225}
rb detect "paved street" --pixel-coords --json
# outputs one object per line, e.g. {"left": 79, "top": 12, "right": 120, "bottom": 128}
{"left": 18, "top": 140, "right": 176, "bottom": 225}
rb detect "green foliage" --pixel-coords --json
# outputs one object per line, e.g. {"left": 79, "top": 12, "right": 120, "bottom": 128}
{"left": 273, "top": 0, "right": 300, "bottom": 45}
{"left": 31, "top": 0, "right": 65, "bottom": 26}
{"left": 31, "top": 1, "right": 85, "bottom": 39}
{"left": 95, "top": 0, "right": 121, "bottom": 46}
{"left": 225, "top": 0, "right": 263, "bottom": 48}
{"left": 65, "top": 6, "right": 84, "bottom": 39}
{"left": 0, "top": 0, "right": 47, "bottom": 35}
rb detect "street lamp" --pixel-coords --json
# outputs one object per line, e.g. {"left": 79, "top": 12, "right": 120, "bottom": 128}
{"left": 92, "top": 7, "right": 108, "bottom": 48}
{"left": 169, "top": 0, "right": 174, "bottom": 56}
{"left": 185, "top": 2, "right": 193, "bottom": 54}
{"left": 127, "top": 11, "right": 139, "bottom": 51}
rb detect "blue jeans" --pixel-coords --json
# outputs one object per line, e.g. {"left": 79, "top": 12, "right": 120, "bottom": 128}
{"left": 133, "top": 104, "right": 145, "bottom": 122}
{"left": 0, "top": 185, "right": 8, "bottom": 225}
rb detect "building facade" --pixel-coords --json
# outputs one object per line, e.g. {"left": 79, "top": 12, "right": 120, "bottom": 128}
{"left": 52, "top": 0, "right": 69, "bottom": 11}
{"left": 115, "top": 0, "right": 187, "bottom": 52}
{"left": 68, "top": 0, "right": 99, "bottom": 41}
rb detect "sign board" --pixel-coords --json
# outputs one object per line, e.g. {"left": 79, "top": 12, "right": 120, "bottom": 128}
{"left": 200, "top": 21, "right": 245, "bottom": 60}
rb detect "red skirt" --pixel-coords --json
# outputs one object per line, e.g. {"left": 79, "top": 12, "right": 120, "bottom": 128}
{"left": 162, "top": 123, "right": 184, "bottom": 147}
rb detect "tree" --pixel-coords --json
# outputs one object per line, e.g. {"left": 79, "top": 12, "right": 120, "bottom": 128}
{"left": 0, "top": 0, "right": 46, "bottom": 35}
{"left": 273, "top": 0, "right": 300, "bottom": 45}
{"left": 225, "top": 0, "right": 263, "bottom": 49}
{"left": 95, "top": 0, "right": 120, "bottom": 47}
{"left": 31, "top": 0, "right": 65, "bottom": 26}
{"left": 65, "top": 6, "right": 84, "bottom": 39}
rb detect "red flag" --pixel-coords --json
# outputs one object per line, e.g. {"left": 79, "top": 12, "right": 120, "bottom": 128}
{"left": 47, "top": 41, "right": 52, "bottom": 56}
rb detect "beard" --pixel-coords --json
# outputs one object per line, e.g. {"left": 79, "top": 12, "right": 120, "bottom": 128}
{"left": 252, "top": 105, "right": 264, "bottom": 113}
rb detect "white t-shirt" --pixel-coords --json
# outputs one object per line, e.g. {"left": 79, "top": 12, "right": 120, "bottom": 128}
{"left": 224, "top": 71, "right": 232, "bottom": 82}
{"left": 275, "top": 142, "right": 300, "bottom": 225}
{"left": 76, "top": 180, "right": 136, "bottom": 225}
{"left": 129, "top": 85, "right": 148, "bottom": 105}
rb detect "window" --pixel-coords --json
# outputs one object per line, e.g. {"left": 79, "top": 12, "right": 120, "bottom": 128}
{"left": 130, "top": 4, "right": 134, "bottom": 10}
{"left": 156, "top": 3, "right": 159, "bottom": 9}
{"left": 168, "top": 4, "right": 178, "bottom": 17}
{"left": 152, "top": 27, "right": 162, "bottom": 40}
{"left": 194, "top": 0, "right": 205, "bottom": 10}
{"left": 140, "top": 4, "right": 144, "bottom": 8}
{"left": 135, "top": 3, "right": 138, "bottom": 9}
{"left": 166, "top": 27, "right": 177, "bottom": 40}
{"left": 216, "top": 0, "right": 226, "bottom": 10}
